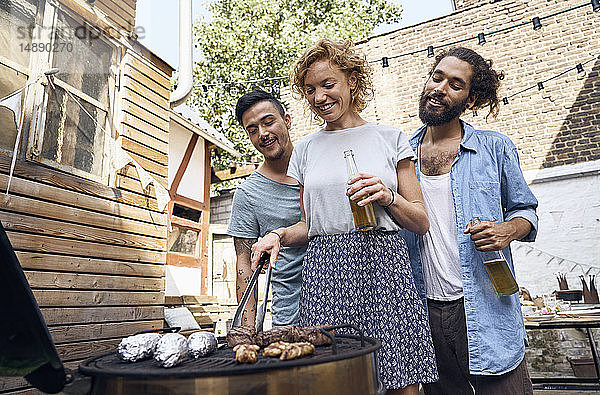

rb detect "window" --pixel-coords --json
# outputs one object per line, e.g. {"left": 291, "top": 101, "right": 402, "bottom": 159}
{"left": 168, "top": 228, "right": 199, "bottom": 255}
{"left": 167, "top": 202, "right": 203, "bottom": 268}
{"left": 37, "top": 9, "right": 116, "bottom": 179}
{"left": 32, "top": 4, "right": 119, "bottom": 182}
{"left": 0, "top": 0, "right": 36, "bottom": 153}
{"left": 0, "top": 0, "right": 120, "bottom": 183}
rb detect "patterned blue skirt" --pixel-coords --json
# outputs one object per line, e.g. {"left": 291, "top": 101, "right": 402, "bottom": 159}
{"left": 298, "top": 230, "right": 438, "bottom": 389}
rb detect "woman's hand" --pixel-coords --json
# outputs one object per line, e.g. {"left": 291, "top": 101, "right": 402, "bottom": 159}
{"left": 250, "top": 232, "right": 281, "bottom": 270}
{"left": 347, "top": 173, "right": 394, "bottom": 207}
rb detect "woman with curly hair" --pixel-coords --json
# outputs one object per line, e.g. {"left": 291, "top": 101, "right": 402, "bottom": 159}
{"left": 250, "top": 38, "right": 438, "bottom": 393}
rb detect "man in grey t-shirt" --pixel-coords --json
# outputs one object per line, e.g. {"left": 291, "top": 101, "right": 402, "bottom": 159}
{"left": 227, "top": 90, "right": 306, "bottom": 326}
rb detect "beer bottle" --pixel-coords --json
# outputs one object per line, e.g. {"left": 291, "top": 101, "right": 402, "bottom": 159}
{"left": 469, "top": 217, "right": 519, "bottom": 296}
{"left": 344, "top": 150, "right": 377, "bottom": 231}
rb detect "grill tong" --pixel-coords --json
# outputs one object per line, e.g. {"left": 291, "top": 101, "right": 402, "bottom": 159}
{"left": 255, "top": 263, "right": 272, "bottom": 333}
{"left": 232, "top": 253, "right": 272, "bottom": 332}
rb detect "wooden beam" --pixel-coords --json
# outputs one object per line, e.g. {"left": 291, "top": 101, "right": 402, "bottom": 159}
{"left": 200, "top": 143, "right": 212, "bottom": 293}
{"left": 41, "top": 306, "right": 163, "bottom": 325}
{"left": 0, "top": 191, "right": 165, "bottom": 238}
{"left": 16, "top": 252, "right": 165, "bottom": 277}
{"left": 172, "top": 194, "right": 207, "bottom": 212}
{"left": 33, "top": 289, "right": 163, "bottom": 307}
{"left": 166, "top": 251, "right": 201, "bottom": 268}
{"left": 212, "top": 164, "right": 258, "bottom": 183}
{"left": 24, "top": 271, "right": 164, "bottom": 291}
{"left": 57, "top": 338, "right": 121, "bottom": 362}
{"left": 0, "top": 157, "right": 167, "bottom": 221}
{"left": 49, "top": 320, "right": 162, "bottom": 343}
{"left": 7, "top": 231, "right": 166, "bottom": 264}
{"left": 0, "top": 212, "right": 165, "bottom": 251}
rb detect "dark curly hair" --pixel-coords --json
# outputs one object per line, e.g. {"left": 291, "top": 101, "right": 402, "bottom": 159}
{"left": 428, "top": 47, "right": 503, "bottom": 119}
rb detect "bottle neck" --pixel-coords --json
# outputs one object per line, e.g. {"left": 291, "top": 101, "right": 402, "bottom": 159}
{"left": 344, "top": 151, "right": 358, "bottom": 179}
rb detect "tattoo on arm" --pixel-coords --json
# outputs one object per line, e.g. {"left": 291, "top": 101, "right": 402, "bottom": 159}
{"left": 234, "top": 237, "right": 258, "bottom": 323}
{"left": 233, "top": 237, "right": 256, "bottom": 255}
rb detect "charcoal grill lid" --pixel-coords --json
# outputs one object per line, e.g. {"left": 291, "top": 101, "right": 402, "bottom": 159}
{"left": 0, "top": 222, "right": 66, "bottom": 393}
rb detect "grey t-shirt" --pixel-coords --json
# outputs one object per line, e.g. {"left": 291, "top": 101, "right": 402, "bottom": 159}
{"left": 287, "top": 122, "right": 416, "bottom": 237}
{"left": 227, "top": 171, "right": 306, "bottom": 326}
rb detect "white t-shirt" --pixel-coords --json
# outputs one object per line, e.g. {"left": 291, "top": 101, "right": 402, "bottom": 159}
{"left": 419, "top": 173, "right": 463, "bottom": 301}
{"left": 287, "top": 122, "right": 416, "bottom": 237}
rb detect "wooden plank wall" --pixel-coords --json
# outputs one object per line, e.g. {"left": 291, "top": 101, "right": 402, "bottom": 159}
{"left": 118, "top": 51, "right": 170, "bottom": 193}
{"left": 0, "top": 5, "right": 176, "bottom": 394}
{"left": 0, "top": 158, "right": 166, "bottom": 394}
{"left": 95, "top": 0, "right": 137, "bottom": 32}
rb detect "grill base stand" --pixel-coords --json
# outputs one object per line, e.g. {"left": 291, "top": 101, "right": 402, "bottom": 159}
{"left": 89, "top": 355, "right": 379, "bottom": 395}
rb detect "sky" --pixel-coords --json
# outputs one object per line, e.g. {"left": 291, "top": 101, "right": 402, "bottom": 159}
{"left": 135, "top": 0, "right": 455, "bottom": 69}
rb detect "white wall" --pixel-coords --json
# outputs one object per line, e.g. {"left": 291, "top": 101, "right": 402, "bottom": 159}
{"left": 168, "top": 121, "right": 206, "bottom": 203}
{"left": 513, "top": 160, "right": 600, "bottom": 298}
{"left": 165, "top": 265, "right": 203, "bottom": 296}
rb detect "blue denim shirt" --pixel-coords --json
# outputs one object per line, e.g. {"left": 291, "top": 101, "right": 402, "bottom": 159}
{"left": 402, "top": 120, "right": 538, "bottom": 375}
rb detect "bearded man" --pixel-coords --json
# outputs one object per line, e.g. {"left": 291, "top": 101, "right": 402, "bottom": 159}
{"left": 403, "top": 47, "right": 538, "bottom": 394}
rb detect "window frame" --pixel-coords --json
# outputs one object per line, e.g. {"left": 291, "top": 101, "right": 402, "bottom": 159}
{"left": 0, "top": 0, "right": 38, "bottom": 157}
{"left": 22, "top": 0, "right": 121, "bottom": 185}
{"left": 167, "top": 199, "right": 204, "bottom": 269}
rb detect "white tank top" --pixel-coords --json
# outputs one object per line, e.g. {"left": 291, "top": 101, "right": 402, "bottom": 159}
{"left": 420, "top": 172, "right": 464, "bottom": 301}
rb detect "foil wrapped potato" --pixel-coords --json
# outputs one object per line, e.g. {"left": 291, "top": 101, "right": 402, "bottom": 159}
{"left": 187, "top": 331, "right": 218, "bottom": 358}
{"left": 153, "top": 333, "right": 188, "bottom": 368}
{"left": 117, "top": 333, "right": 162, "bottom": 362}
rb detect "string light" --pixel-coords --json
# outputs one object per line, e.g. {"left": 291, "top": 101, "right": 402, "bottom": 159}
{"left": 427, "top": 45, "right": 434, "bottom": 58}
{"left": 503, "top": 55, "right": 598, "bottom": 102}
{"left": 367, "top": 2, "right": 591, "bottom": 68}
{"left": 194, "top": 3, "right": 597, "bottom": 105}
{"left": 194, "top": 76, "right": 286, "bottom": 89}
{"left": 216, "top": 157, "right": 261, "bottom": 167}
{"left": 478, "top": 32, "right": 486, "bottom": 45}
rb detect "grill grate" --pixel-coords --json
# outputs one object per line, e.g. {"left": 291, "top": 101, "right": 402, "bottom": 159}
{"left": 79, "top": 335, "right": 380, "bottom": 379}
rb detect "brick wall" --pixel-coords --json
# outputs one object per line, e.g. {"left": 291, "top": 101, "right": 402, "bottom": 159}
{"left": 526, "top": 328, "right": 600, "bottom": 378}
{"left": 455, "top": 0, "right": 494, "bottom": 10}
{"left": 210, "top": 192, "right": 235, "bottom": 225}
{"left": 282, "top": 0, "right": 600, "bottom": 171}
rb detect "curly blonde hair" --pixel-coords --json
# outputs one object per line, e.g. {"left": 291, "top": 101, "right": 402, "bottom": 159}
{"left": 290, "top": 38, "right": 373, "bottom": 114}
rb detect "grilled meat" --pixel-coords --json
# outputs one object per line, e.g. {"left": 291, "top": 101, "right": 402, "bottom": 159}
{"left": 261, "top": 341, "right": 290, "bottom": 357}
{"left": 233, "top": 344, "right": 260, "bottom": 363}
{"left": 262, "top": 341, "right": 316, "bottom": 360}
{"left": 255, "top": 325, "right": 297, "bottom": 346}
{"left": 279, "top": 342, "right": 315, "bottom": 361}
{"left": 226, "top": 325, "right": 256, "bottom": 348}
{"left": 294, "top": 325, "right": 332, "bottom": 346}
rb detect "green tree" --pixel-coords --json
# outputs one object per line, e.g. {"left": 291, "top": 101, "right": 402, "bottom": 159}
{"left": 191, "top": 0, "right": 402, "bottom": 179}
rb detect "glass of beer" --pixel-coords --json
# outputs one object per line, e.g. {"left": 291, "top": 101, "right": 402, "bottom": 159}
{"left": 344, "top": 150, "right": 377, "bottom": 231}
{"left": 470, "top": 217, "right": 519, "bottom": 296}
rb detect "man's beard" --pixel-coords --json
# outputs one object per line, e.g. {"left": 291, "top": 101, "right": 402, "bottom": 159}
{"left": 418, "top": 89, "right": 468, "bottom": 126}
{"left": 260, "top": 141, "right": 285, "bottom": 161}
{"left": 264, "top": 148, "right": 284, "bottom": 161}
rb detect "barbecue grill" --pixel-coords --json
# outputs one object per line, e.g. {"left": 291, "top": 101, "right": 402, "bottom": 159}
{"left": 81, "top": 328, "right": 382, "bottom": 395}
{"left": 0, "top": 222, "right": 385, "bottom": 394}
